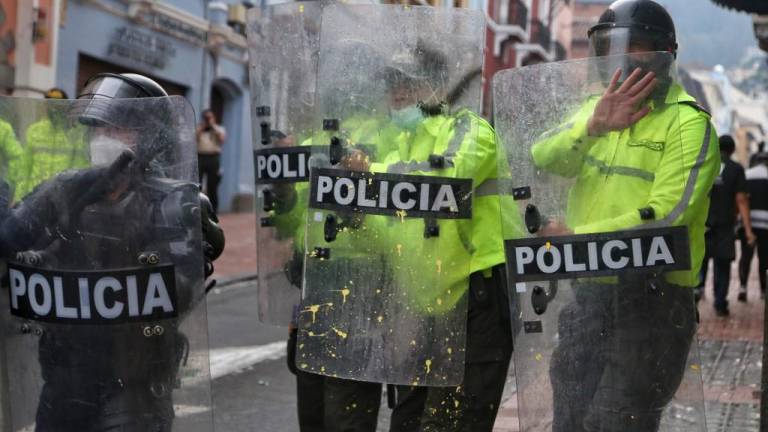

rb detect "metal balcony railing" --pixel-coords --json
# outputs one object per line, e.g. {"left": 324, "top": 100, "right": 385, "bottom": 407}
{"left": 555, "top": 41, "right": 567, "bottom": 61}
{"left": 507, "top": 0, "right": 528, "bottom": 28}
{"left": 530, "top": 19, "right": 551, "bottom": 51}
{"left": 496, "top": 0, "right": 528, "bottom": 29}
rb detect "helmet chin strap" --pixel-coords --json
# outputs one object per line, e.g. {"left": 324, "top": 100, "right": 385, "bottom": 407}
{"left": 418, "top": 101, "right": 447, "bottom": 117}
{"left": 416, "top": 83, "right": 447, "bottom": 116}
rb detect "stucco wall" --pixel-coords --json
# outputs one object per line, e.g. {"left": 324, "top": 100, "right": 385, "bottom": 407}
{"left": 57, "top": 1, "right": 253, "bottom": 212}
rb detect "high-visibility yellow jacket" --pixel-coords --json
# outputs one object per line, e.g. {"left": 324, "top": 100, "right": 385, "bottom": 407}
{"left": 0, "top": 119, "right": 23, "bottom": 199}
{"left": 370, "top": 110, "right": 518, "bottom": 314}
{"left": 273, "top": 115, "right": 403, "bottom": 252}
{"left": 531, "top": 84, "right": 719, "bottom": 287}
{"left": 14, "top": 118, "right": 88, "bottom": 200}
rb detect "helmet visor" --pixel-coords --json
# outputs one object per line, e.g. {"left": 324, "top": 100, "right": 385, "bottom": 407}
{"left": 75, "top": 75, "right": 155, "bottom": 129}
{"left": 79, "top": 75, "right": 149, "bottom": 101}
{"left": 588, "top": 27, "right": 667, "bottom": 58}
{"left": 72, "top": 98, "right": 147, "bottom": 129}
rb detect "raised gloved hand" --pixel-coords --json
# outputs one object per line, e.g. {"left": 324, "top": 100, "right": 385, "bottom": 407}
{"left": 66, "top": 150, "right": 135, "bottom": 217}
{"left": 340, "top": 149, "right": 370, "bottom": 172}
{"left": 587, "top": 68, "right": 657, "bottom": 137}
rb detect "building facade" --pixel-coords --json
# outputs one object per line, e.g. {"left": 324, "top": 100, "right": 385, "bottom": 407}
{"left": 682, "top": 65, "right": 768, "bottom": 165}
{"left": 2, "top": 0, "right": 255, "bottom": 212}
{"left": 4, "top": 0, "right": 576, "bottom": 211}
{"left": 483, "top": 0, "right": 572, "bottom": 114}
{"left": 569, "top": 0, "right": 609, "bottom": 59}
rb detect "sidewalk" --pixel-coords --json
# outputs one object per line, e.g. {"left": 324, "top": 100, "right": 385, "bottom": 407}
{"left": 212, "top": 213, "right": 258, "bottom": 283}
{"left": 214, "top": 213, "right": 764, "bottom": 431}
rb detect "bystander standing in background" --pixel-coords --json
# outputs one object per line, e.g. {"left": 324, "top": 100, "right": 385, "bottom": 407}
{"left": 699, "top": 134, "right": 754, "bottom": 316}
{"left": 738, "top": 142, "right": 768, "bottom": 299}
{"left": 196, "top": 108, "right": 226, "bottom": 212}
{"left": 738, "top": 151, "right": 768, "bottom": 301}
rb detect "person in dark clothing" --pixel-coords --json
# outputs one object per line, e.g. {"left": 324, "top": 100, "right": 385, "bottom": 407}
{"left": 698, "top": 134, "right": 754, "bottom": 316}
{"left": 738, "top": 145, "right": 768, "bottom": 300}
{"left": 196, "top": 109, "right": 226, "bottom": 212}
{"left": 738, "top": 152, "right": 768, "bottom": 300}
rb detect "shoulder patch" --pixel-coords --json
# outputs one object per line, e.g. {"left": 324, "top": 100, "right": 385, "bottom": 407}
{"left": 679, "top": 101, "right": 711, "bottom": 117}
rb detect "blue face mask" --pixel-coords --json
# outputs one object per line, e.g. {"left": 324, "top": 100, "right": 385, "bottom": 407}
{"left": 390, "top": 104, "right": 424, "bottom": 130}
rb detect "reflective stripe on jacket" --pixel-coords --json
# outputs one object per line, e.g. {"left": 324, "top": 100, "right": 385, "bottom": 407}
{"left": 531, "top": 84, "right": 719, "bottom": 287}
{"left": 370, "top": 110, "right": 513, "bottom": 313}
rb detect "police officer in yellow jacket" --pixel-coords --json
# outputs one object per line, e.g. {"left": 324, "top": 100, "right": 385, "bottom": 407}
{"left": 358, "top": 41, "right": 515, "bottom": 432}
{"left": 380, "top": 113, "right": 514, "bottom": 432}
{"left": 510, "top": 1, "right": 719, "bottom": 430}
{"left": 0, "top": 115, "right": 22, "bottom": 199}
{"left": 293, "top": 4, "right": 516, "bottom": 431}
{"left": 14, "top": 88, "right": 88, "bottom": 200}
{"left": 281, "top": 117, "right": 402, "bottom": 432}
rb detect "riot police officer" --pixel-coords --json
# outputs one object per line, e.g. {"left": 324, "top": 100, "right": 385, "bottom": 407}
{"left": 494, "top": 0, "right": 718, "bottom": 430}
{"left": 369, "top": 41, "right": 514, "bottom": 432}
{"left": 0, "top": 73, "right": 223, "bottom": 432}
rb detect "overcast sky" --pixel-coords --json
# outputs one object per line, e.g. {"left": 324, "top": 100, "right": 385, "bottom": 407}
{"left": 658, "top": 0, "right": 758, "bottom": 68}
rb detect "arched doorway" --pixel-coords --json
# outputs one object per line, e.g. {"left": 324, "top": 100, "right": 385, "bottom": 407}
{"left": 208, "top": 78, "right": 244, "bottom": 213}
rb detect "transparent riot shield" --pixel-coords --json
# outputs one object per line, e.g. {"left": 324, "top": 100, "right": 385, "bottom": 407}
{"left": 493, "top": 52, "right": 712, "bottom": 431}
{"left": 0, "top": 96, "right": 213, "bottom": 431}
{"left": 297, "top": 3, "right": 485, "bottom": 386}
{"left": 247, "top": 2, "right": 324, "bottom": 326}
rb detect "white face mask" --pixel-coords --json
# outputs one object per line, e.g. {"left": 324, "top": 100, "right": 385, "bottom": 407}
{"left": 89, "top": 135, "right": 130, "bottom": 166}
{"left": 390, "top": 104, "right": 424, "bottom": 131}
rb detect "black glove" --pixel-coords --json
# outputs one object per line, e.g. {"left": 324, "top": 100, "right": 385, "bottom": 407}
{"left": 270, "top": 184, "right": 298, "bottom": 214}
{"left": 283, "top": 248, "right": 304, "bottom": 289}
{"left": 64, "top": 150, "right": 135, "bottom": 224}
{"left": 200, "top": 192, "right": 224, "bottom": 278}
{"left": 287, "top": 328, "right": 299, "bottom": 375}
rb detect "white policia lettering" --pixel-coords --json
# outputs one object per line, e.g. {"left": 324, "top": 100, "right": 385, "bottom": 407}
{"left": 256, "top": 152, "right": 308, "bottom": 180}
{"left": 514, "top": 235, "right": 675, "bottom": 275}
{"left": 316, "top": 175, "right": 459, "bottom": 213}
{"left": 9, "top": 270, "right": 175, "bottom": 320}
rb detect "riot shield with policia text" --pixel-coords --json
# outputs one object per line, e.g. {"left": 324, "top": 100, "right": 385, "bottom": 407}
{"left": 493, "top": 52, "right": 717, "bottom": 431}
{"left": 247, "top": 2, "right": 326, "bottom": 326}
{"left": 0, "top": 95, "right": 213, "bottom": 431}
{"left": 297, "top": 3, "right": 486, "bottom": 386}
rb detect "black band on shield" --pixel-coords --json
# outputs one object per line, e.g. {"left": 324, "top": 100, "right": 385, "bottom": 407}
{"left": 6, "top": 263, "right": 178, "bottom": 324}
{"left": 506, "top": 226, "right": 690, "bottom": 282}
{"left": 309, "top": 168, "right": 473, "bottom": 219}
{"left": 253, "top": 146, "right": 329, "bottom": 183}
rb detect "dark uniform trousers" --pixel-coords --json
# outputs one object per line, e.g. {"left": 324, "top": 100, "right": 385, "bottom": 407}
{"left": 289, "top": 329, "right": 382, "bottom": 432}
{"left": 739, "top": 227, "right": 768, "bottom": 294}
{"left": 35, "top": 327, "right": 182, "bottom": 432}
{"left": 701, "top": 226, "right": 737, "bottom": 312}
{"left": 289, "top": 328, "right": 323, "bottom": 432}
{"left": 550, "top": 279, "right": 696, "bottom": 432}
{"left": 389, "top": 264, "right": 513, "bottom": 432}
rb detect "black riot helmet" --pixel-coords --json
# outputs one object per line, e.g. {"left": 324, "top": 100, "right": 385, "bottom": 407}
{"left": 588, "top": 0, "right": 677, "bottom": 58}
{"left": 383, "top": 39, "right": 449, "bottom": 116}
{"left": 588, "top": 0, "right": 678, "bottom": 106}
{"left": 77, "top": 73, "right": 168, "bottom": 128}
{"left": 76, "top": 73, "right": 177, "bottom": 170}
